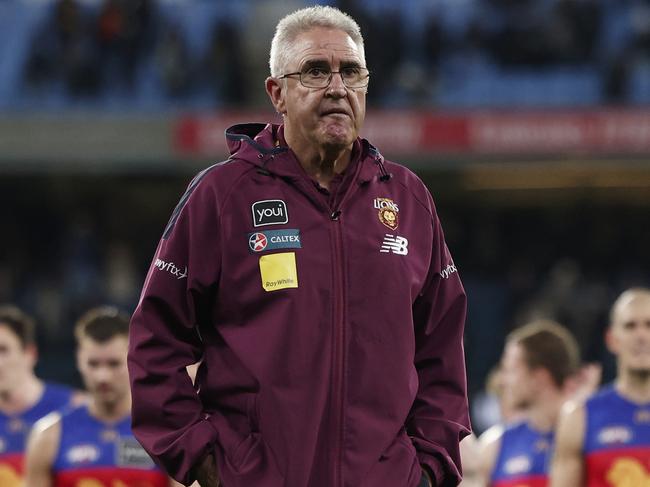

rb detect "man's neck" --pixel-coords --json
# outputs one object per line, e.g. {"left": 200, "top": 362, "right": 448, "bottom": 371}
{"left": 0, "top": 374, "right": 44, "bottom": 414}
{"left": 616, "top": 371, "right": 650, "bottom": 404}
{"left": 284, "top": 130, "right": 353, "bottom": 189}
{"left": 301, "top": 148, "right": 352, "bottom": 190}
{"left": 527, "top": 388, "right": 565, "bottom": 432}
{"left": 88, "top": 395, "right": 132, "bottom": 423}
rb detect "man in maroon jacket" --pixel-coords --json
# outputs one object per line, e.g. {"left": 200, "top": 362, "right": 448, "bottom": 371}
{"left": 128, "top": 5, "right": 470, "bottom": 487}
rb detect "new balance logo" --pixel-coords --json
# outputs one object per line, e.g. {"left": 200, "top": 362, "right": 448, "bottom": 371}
{"left": 380, "top": 234, "right": 408, "bottom": 255}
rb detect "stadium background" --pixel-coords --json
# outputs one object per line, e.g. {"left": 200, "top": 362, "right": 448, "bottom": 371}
{"left": 2, "top": 0, "right": 649, "bottom": 433}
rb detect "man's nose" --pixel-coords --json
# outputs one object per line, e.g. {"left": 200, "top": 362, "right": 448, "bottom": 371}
{"left": 95, "top": 367, "right": 112, "bottom": 380}
{"left": 326, "top": 72, "right": 347, "bottom": 97}
{"left": 638, "top": 323, "right": 650, "bottom": 339}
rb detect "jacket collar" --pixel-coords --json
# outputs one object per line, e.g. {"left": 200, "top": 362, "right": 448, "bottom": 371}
{"left": 224, "top": 123, "right": 391, "bottom": 184}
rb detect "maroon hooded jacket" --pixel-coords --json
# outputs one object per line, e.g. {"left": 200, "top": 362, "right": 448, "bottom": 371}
{"left": 128, "top": 123, "right": 470, "bottom": 487}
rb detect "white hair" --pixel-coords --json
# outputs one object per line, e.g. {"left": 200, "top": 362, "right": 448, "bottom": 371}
{"left": 269, "top": 5, "right": 365, "bottom": 77}
{"left": 610, "top": 287, "right": 650, "bottom": 325}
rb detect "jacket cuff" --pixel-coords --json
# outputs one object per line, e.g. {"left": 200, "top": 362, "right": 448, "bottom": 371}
{"left": 148, "top": 417, "right": 219, "bottom": 485}
{"left": 418, "top": 454, "right": 445, "bottom": 486}
{"left": 417, "top": 451, "right": 465, "bottom": 487}
{"left": 420, "top": 465, "right": 434, "bottom": 486}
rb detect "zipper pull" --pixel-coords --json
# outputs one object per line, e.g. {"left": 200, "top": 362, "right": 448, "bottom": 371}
{"left": 331, "top": 210, "right": 342, "bottom": 221}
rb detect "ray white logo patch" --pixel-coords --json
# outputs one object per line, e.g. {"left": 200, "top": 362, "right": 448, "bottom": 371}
{"left": 252, "top": 200, "right": 288, "bottom": 227}
{"left": 380, "top": 234, "right": 409, "bottom": 255}
{"left": 248, "top": 229, "right": 301, "bottom": 253}
{"left": 374, "top": 197, "right": 399, "bottom": 230}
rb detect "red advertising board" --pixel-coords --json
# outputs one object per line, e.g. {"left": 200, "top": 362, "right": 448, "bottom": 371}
{"left": 174, "top": 109, "right": 650, "bottom": 157}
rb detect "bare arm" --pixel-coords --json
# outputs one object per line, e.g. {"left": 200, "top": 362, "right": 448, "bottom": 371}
{"left": 459, "top": 433, "right": 482, "bottom": 487}
{"left": 23, "top": 412, "right": 62, "bottom": 487}
{"left": 476, "top": 424, "right": 503, "bottom": 487}
{"left": 550, "top": 403, "right": 586, "bottom": 487}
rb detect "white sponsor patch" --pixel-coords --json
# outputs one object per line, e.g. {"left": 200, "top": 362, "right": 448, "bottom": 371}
{"left": 252, "top": 200, "right": 288, "bottom": 227}
{"left": 380, "top": 234, "right": 409, "bottom": 255}
{"left": 117, "top": 437, "right": 156, "bottom": 468}
{"left": 597, "top": 426, "right": 632, "bottom": 445}
{"left": 154, "top": 258, "right": 187, "bottom": 280}
{"left": 440, "top": 263, "right": 458, "bottom": 279}
{"left": 504, "top": 455, "right": 531, "bottom": 475}
{"left": 66, "top": 444, "right": 100, "bottom": 464}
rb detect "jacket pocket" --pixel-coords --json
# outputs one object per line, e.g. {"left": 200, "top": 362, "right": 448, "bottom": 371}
{"left": 219, "top": 432, "right": 285, "bottom": 487}
{"left": 209, "top": 394, "right": 284, "bottom": 487}
{"left": 361, "top": 429, "right": 421, "bottom": 487}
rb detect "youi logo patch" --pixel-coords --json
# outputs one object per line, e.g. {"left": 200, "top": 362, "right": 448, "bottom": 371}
{"left": 252, "top": 200, "right": 288, "bottom": 227}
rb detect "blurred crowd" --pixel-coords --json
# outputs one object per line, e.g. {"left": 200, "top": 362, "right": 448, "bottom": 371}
{"left": 0, "top": 0, "right": 648, "bottom": 110}
{"left": 20, "top": 0, "right": 248, "bottom": 106}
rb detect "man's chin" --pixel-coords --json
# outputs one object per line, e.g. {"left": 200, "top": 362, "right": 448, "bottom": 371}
{"left": 629, "top": 366, "right": 650, "bottom": 378}
{"left": 320, "top": 131, "right": 355, "bottom": 151}
{"left": 320, "top": 121, "right": 355, "bottom": 142}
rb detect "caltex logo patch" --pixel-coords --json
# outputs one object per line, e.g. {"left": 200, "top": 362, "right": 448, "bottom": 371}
{"left": 248, "top": 229, "right": 301, "bottom": 253}
{"left": 249, "top": 232, "right": 268, "bottom": 252}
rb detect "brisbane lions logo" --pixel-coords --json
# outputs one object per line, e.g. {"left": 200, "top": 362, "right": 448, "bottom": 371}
{"left": 606, "top": 458, "right": 650, "bottom": 487}
{"left": 0, "top": 464, "right": 21, "bottom": 487}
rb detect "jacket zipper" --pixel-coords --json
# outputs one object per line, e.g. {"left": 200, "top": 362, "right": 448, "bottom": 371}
{"left": 280, "top": 150, "right": 365, "bottom": 486}
{"left": 330, "top": 208, "right": 345, "bottom": 487}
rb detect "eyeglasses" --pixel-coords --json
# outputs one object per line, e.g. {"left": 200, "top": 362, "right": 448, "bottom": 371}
{"left": 279, "top": 66, "right": 370, "bottom": 89}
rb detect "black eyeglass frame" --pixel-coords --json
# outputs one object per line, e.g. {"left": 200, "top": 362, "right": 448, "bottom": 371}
{"left": 278, "top": 68, "right": 371, "bottom": 89}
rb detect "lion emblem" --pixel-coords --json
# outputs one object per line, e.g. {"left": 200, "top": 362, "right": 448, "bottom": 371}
{"left": 379, "top": 208, "right": 398, "bottom": 230}
{"left": 0, "top": 464, "right": 21, "bottom": 487}
{"left": 606, "top": 457, "right": 650, "bottom": 487}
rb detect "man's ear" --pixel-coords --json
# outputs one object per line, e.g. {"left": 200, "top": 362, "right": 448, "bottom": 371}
{"left": 532, "top": 366, "right": 553, "bottom": 387}
{"left": 265, "top": 77, "right": 286, "bottom": 115}
{"left": 605, "top": 327, "right": 617, "bottom": 355}
{"left": 25, "top": 343, "right": 38, "bottom": 368}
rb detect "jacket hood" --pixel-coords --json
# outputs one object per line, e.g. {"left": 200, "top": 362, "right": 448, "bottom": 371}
{"left": 224, "top": 123, "right": 392, "bottom": 183}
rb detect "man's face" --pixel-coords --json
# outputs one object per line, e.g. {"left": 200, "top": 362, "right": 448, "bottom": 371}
{"left": 0, "top": 324, "right": 35, "bottom": 394}
{"left": 77, "top": 335, "right": 130, "bottom": 407}
{"left": 500, "top": 341, "right": 536, "bottom": 411}
{"left": 267, "top": 27, "right": 367, "bottom": 152}
{"left": 608, "top": 295, "right": 650, "bottom": 374}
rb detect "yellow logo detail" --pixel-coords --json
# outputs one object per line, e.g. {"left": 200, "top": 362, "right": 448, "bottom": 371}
{"left": 76, "top": 480, "right": 105, "bottom": 487}
{"left": 606, "top": 457, "right": 650, "bottom": 487}
{"left": 259, "top": 252, "right": 298, "bottom": 292}
{"left": 635, "top": 409, "right": 650, "bottom": 424}
{"left": 76, "top": 479, "right": 150, "bottom": 487}
{"left": 0, "top": 464, "right": 21, "bottom": 487}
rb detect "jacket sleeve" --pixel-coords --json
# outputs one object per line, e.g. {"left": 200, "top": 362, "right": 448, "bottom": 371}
{"left": 128, "top": 173, "right": 224, "bottom": 485}
{"left": 407, "top": 192, "right": 471, "bottom": 487}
